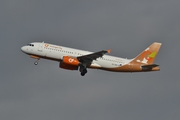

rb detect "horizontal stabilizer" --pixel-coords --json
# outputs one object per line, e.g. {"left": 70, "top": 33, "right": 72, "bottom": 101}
{"left": 141, "top": 64, "right": 159, "bottom": 69}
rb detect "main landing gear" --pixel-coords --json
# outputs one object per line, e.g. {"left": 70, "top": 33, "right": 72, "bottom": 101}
{"left": 80, "top": 69, "right": 87, "bottom": 76}
{"left": 79, "top": 65, "right": 87, "bottom": 76}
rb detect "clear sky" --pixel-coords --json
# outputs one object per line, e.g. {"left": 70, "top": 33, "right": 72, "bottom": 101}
{"left": 0, "top": 0, "right": 179, "bottom": 120}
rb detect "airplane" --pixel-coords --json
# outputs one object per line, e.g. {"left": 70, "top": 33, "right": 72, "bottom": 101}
{"left": 21, "top": 42, "right": 162, "bottom": 76}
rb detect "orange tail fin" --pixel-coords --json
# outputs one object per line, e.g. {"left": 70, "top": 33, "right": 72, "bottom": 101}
{"left": 132, "top": 42, "right": 162, "bottom": 64}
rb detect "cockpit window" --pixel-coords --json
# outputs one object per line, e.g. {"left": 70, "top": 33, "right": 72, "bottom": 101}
{"left": 27, "top": 44, "right": 34, "bottom": 47}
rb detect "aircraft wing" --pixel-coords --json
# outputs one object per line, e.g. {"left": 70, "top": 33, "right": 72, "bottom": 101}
{"left": 77, "top": 49, "right": 111, "bottom": 64}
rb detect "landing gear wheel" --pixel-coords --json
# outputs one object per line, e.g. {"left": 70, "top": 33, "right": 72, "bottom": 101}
{"left": 34, "top": 61, "right": 38, "bottom": 65}
{"left": 81, "top": 73, "right": 85, "bottom": 76}
{"left": 80, "top": 69, "right": 87, "bottom": 76}
{"left": 83, "top": 69, "right": 87, "bottom": 74}
{"left": 79, "top": 65, "right": 87, "bottom": 76}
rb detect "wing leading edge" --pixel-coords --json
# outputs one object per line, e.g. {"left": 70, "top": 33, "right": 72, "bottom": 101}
{"left": 77, "top": 49, "right": 111, "bottom": 63}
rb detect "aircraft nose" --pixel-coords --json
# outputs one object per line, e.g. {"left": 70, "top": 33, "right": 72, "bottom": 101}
{"left": 21, "top": 46, "right": 25, "bottom": 52}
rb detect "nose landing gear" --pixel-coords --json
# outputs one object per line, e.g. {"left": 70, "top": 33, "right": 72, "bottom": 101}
{"left": 30, "top": 55, "right": 40, "bottom": 65}
{"left": 34, "top": 61, "right": 38, "bottom": 65}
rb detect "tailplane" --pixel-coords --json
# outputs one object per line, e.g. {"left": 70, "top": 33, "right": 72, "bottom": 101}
{"left": 132, "top": 42, "right": 162, "bottom": 64}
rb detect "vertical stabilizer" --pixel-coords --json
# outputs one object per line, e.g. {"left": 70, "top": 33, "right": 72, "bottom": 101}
{"left": 132, "top": 42, "right": 162, "bottom": 64}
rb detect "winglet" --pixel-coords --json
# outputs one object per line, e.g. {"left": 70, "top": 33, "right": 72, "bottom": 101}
{"left": 107, "top": 49, "right": 111, "bottom": 53}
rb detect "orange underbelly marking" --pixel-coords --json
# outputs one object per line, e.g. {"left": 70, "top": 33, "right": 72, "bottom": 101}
{"left": 30, "top": 55, "right": 40, "bottom": 60}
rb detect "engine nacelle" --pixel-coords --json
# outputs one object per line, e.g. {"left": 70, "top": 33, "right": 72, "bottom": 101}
{"left": 62, "top": 56, "right": 80, "bottom": 66}
{"left": 59, "top": 62, "right": 78, "bottom": 70}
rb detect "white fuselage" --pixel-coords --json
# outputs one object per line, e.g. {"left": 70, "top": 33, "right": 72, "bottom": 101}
{"left": 21, "top": 42, "right": 131, "bottom": 69}
{"left": 21, "top": 41, "right": 161, "bottom": 75}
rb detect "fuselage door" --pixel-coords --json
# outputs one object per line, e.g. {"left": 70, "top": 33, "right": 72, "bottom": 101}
{"left": 38, "top": 43, "right": 43, "bottom": 52}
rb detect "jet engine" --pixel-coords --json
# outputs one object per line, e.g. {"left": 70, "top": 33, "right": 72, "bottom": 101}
{"left": 59, "top": 62, "right": 78, "bottom": 70}
{"left": 62, "top": 56, "right": 80, "bottom": 66}
{"left": 59, "top": 56, "right": 80, "bottom": 70}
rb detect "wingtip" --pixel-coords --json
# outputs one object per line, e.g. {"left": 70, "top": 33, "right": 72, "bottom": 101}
{"left": 107, "top": 49, "right": 111, "bottom": 53}
{"left": 154, "top": 42, "right": 162, "bottom": 45}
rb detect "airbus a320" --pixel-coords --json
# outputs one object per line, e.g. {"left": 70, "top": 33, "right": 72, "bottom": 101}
{"left": 21, "top": 42, "right": 162, "bottom": 76}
